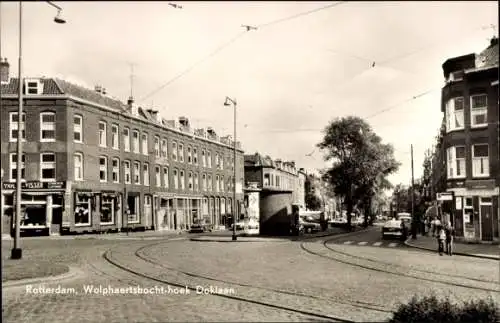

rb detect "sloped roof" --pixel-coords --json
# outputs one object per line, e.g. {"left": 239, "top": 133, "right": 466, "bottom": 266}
{"left": 0, "top": 77, "right": 62, "bottom": 95}
{"left": 476, "top": 41, "right": 499, "bottom": 68}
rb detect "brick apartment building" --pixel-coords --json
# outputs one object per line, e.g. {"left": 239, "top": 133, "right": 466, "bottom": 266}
{"left": 0, "top": 60, "right": 244, "bottom": 236}
{"left": 431, "top": 37, "right": 499, "bottom": 242}
{"left": 244, "top": 153, "right": 306, "bottom": 234}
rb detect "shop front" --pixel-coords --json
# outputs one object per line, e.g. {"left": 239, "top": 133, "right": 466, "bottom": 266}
{"left": 1, "top": 181, "right": 66, "bottom": 236}
{"left": 72, "top": 190, "right": 121, "bottom": 233}
{"left": 173, "top": 195, "right": 202, "bottom": 230}
{"left": 155, "top": 192, "right": 176, "bottom": 231}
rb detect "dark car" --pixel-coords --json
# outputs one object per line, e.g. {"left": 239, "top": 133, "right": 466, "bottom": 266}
{"left": 300, "top": 216, "right": 321, "bottom": 233}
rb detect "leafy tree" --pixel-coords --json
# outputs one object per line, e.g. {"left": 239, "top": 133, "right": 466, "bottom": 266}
{"left": 305, "top": 175, "right": 323, "bottom": 210}
{"left": 318, "top": 116, "right": 400, "bottom": 228}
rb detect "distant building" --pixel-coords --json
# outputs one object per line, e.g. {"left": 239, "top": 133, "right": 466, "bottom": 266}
{"left": 0, "top": 64, "right": 244, "bottom": 236}
{"left": 244, "top": 153, "right": 304, "bottom": 234}
{"left": 431, "top": 37, "right": 499, "bottom": 242}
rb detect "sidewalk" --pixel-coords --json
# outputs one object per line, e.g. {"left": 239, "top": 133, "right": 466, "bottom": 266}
{"left": 405, "top": 235, "right": 499, "bottom": 260}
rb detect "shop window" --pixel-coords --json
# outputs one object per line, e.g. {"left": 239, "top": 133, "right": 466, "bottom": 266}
{"left": 20, "top": 205, "right": 47, "bottom": 227}
{"left": 127, "top": 195, "right": 140, "bottom": 223}
{"left": 100, "top": 195, "right": 115, "bottom": 225}
{"left": 75, "top": 193, "right": 92, "bottom": 226}
{"left": 40, "top": 153, "right": 56, "bottom": 181}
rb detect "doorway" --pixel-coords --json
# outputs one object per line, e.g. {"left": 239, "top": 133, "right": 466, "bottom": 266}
{"left": 480, "top": 197, "right": 493, "bottom": 241}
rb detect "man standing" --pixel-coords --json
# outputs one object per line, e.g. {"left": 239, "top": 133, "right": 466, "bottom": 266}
{"left": 445, "top": 221, "right": 454, "bottom": 256}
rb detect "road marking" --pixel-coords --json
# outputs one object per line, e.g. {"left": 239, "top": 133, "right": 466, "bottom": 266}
{"left": 388, "top": 243, "right": 398, "bottom": 247}
{"left": 358, "top": 241, "right": 368, "bottom": 246}
{"left": 373, "top": 242, "right": 382, "bottom": 246}
{"left": 343, "top": 241, "right": 353, "bottom": 245}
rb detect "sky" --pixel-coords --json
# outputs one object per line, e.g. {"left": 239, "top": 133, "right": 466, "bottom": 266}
{"left": 1, "top": 1, "right": 498, "bottom": 194}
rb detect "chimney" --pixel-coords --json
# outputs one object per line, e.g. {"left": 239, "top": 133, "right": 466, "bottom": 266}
{"left": 150, "top": 110, "right": 160, "bottom": 123}
{"left": 178, "top": 116, "right": 190, "bottom": 129}
{"left": 102, "top": 88, "right": 107, "bottom": 95}
{"left": 0, "top": 58, "right": 9, "bottom": 84}
{"left": 94, "top": 85, "right": 102, "bottom": 93}
{"left": 127, "top": 96, "right": 138, "bottom": 116}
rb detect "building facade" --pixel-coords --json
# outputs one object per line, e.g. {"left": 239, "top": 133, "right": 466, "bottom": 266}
{"left": 0, "top": 65, "right": 244, "bottom": 236}
{"left": 244, "top": 153, "right": 304, "bottom": 234}
{"left": 436, "top": 37, "right": 499, "bottom": 242}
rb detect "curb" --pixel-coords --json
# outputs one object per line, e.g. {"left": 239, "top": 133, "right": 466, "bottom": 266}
{"left": 189, "top": 237, "right": 289, "bottom": 243}
{"left": 2, "top": 266, "right": 84, "bottom": 290}
{"left": 404, "top": 238, "right": 500, "bottom": 261}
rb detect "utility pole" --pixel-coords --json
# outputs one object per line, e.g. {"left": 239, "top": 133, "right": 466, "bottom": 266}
{"left": 411, "top": 144, "right": 416, "bottom": 239}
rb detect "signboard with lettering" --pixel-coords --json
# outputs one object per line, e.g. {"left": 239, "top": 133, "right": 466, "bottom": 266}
{"left": 2, "top": 181, "right": 66, "bottom": 190}
{"left": 437, "top": 192, "right": 453, "bottom": 201}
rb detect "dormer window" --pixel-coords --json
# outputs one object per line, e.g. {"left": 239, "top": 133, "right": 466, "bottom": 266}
{"left": 447, "top": 71, "right": 464, "bottom": 83}
{"left": 25, "top": 79, "right": 42, "bottom": 95}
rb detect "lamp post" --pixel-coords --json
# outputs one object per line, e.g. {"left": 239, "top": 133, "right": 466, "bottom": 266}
{"left": 223, "top": 96, "right": 237, "bottom": 241}
{"left": 11, "top": 1, "right": 66, "bottom": 260}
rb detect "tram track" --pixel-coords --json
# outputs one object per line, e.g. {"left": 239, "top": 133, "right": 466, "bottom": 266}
{"left": 99, "top": 230, "right": 394, "bottom": 323}
{"left": 299, "top": 235, "right": 499, "bottom": 293}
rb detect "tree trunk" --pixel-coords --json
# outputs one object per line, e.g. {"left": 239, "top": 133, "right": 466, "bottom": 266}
{"left": 346, "top": 185, "right": 353, "bottom": 230}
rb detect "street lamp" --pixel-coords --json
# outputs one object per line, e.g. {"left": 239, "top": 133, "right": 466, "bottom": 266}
{"left": 223, "top": 96, "right": 237, "bottom": 241}
{"left": 11, "top": 1, "right": 66, "bottom": 260}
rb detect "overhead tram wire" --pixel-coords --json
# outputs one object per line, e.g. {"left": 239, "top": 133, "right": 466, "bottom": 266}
{"left": 139, "top": 30, "right": 248, "bottom": 103}
{"left": 139, "top": 2, "right": 348, "bottom": 103}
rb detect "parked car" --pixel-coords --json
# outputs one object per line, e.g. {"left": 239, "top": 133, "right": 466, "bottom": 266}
{"left": 231, "top": 221, "right": 245, "bottom": 231}
{"left": 300, "top": 215, "right": 321, "bottom": 233}
{"left": 329, "top": 217, "right": 347, "bottom": 227}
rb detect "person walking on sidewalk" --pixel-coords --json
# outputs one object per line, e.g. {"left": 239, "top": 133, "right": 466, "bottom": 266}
{"left": 437, "top": 225, "right": 446, "bottom": 256}
{"left": 445, "top": 221, "right": 455, "bottom": 256}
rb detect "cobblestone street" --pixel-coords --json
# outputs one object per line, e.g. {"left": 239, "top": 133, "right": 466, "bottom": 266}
{"left": 3, "top": 230, "right": 498, "bottom": 322}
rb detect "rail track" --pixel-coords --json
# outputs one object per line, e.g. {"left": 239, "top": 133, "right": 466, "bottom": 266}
{"left": 98, "top": 231, "right": 394, "bottom": 323}
{"left": 299, "top": 232, "right": 499, "bottom": 293}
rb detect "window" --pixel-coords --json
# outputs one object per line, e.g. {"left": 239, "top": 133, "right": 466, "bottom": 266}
{"left": 154, "top": 136, "right": 160, "bottom": 157}
{"left": 180, "top": 170, "right": 185, "bottom": 190}
{"left": 133, "top": 161, "right": 140, "bottom": 185}
{"left": 446, "top": 146, "right": 465, "bottom": 179}
{"left": 99, "top": 121, "right": 107, "bottom": 147}
{"left": 472, "top": 144, "right": 489, "bottom": 177}
{"left": 445, "top": 97, "right": 464, "bottom": 132}
{"left": 173, "top": 169, "right": 179, "bottom": 189}
{"left": 202, "top": 150, "right": 206, "bottom": 167}
{"left": 215, "top": 154, "right": 220, "bottom": 169}
{"left": 220, "top": 155, "right": 224, "bottom": 170}
{"left": 123, "top": 127, "right": 130, "bottom": 152}
{"left": 470, "top": 94, "right": 488, "bottom": 127}
{"left": 9, "top": 153, "right": 25, "bottom": 181}
{"left": 25, "top": 80, "right": 41, "bottom": 94}
{"left": 132, "top": 130, "right": 140, "bottom": 153}
{"left": 75, "top": 193, "right": 91, "bottom": 226}
{"left": 111, "top": 124, "right": 119, "bottom": 150}
{"left": 207, "top": 174, "right": 212, "bottom": 191}
{"left": 9, "top": 112, "right": 26, "bottom": 141}
{"left": 194, "top": 173, "right": 199, "bottom": 191}
{"left": 163, "top": 167, "right": 169, "bottom": 188}
{"left": 100, "top": 195, "right": 115, "bottom": 225}
{"left": 178, "top": 143, "right": 184, "bottom": 162}
{"left": 143, "top": 163, "right": 150, "bottom": 186}
{"left": 142, "top": 133, "right": 148, "bottom": 155}
{"left": 74, "top": 153, "right": 83, "bottom": 181}
{"left": 202, "top": 174, "right": 207, "bottom": 191}
{"left": 74, "top": 115, "right": 83, "bottom": 143}
{"left": 39, "top": 153, "right": 56, "bottom": 181}
{"left": 207, "top": 151, "right": 212, "bottom": 168}
{"left": 124, "top": 160, "right": 131, "bottom": 184}
{"left": 193, "top": 148, "right": 198, "bottom": 165}
{"left": 112, "top": 158, "right": 120, "bottom": 183}
{"left": 161, "top": 139, "right": 168, "bottom": 158}
{"left": 188, "top": 172, "right": 193, "bottom": 190}
{"left": 155, "top": 165, "right": 161, "bottom": 187}
{"left": 215, "top": 175, "right": 220, "bottom": 192}
{"left": 264, "top": 173, "right": 270, "bottom": 186}
{"left": 40, "top": 112, "right": 56, "bottom": 142}
{"left": 187, "top": 146, "right": 192, "bottom": 164}
{"left": 99, "top": 156, "right": 108, "bottom": 182}
{"left": 220, "top": 176, "right": 224, "bottom": 192}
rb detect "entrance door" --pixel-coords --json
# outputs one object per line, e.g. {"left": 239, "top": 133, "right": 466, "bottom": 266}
{"left": 144, "top": 195, "right": 152, "bottom": 229}
{"left": 480, "top": 203, "right": 493, "bottom": 241}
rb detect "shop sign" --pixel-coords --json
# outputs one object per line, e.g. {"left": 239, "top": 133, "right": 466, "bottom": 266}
{"left": 465, "top": 179, "right": 495, "bottom": 190}
{"left": 2, "top": 181, "right": 66, "bottom": 190}
{"left": 437, "top": 192, "right": 453, "bottom": 201}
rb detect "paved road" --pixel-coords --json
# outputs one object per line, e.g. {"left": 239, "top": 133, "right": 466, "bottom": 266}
{"left": 325, "top": 225, "right": 408, "bottom": 250}
{"left": 3, "top": 229, "right": 498, "bottom": 323}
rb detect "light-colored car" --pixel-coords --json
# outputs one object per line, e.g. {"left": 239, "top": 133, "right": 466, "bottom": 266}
{"left": 329, "top": 217, "right": 347, "bottom": 226}
{"left": 382, "top": 213, "right": 411, "bottom": 239}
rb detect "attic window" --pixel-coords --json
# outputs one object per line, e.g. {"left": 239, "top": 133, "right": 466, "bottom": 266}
{"left": 25, "top": 79, "right": 42, "bottom": 95}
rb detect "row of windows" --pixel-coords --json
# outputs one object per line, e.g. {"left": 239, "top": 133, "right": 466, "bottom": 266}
{"left": 7, "top": 112, "right": 235, "bottom": 170}
{"left": 8, "top": 153, "right": 56, "bottom": 181}
{"left": 263, "top": 172, "right": 297, "bottom": 190}
{"left": 445, "top": 94, "right": 489, "bottom": 132}
{"left": 75, "top": 154, "right": 234, "bottom": 192}
{"left": 446, "top": 144, "right": 490, "bottom": 179}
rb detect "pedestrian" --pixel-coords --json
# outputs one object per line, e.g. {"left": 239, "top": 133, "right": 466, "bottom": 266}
{"left": 437, "top": 225, "right": 446, "bottom": 256}
{"left": 445, "top": 222, "right": 454, "bottom": 256}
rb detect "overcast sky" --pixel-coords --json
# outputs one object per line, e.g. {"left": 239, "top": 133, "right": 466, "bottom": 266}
{"left": 1, "top": 1, "right": 498, "bottom": 192}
